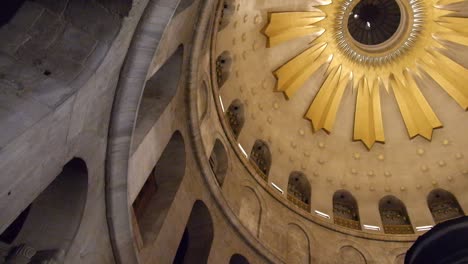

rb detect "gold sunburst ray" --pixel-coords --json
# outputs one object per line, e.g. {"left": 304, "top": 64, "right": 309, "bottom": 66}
{"left": 264, "top": 0, "right": 468, "bottom": 149}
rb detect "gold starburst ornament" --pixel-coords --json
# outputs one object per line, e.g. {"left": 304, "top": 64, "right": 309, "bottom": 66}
{"left": 264, "top": 0, "right": 468, "bottom": 149}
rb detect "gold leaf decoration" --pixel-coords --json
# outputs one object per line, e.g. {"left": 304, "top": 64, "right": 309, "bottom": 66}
{"left": 264, "top": 0, "right": 468, "bottom": 149}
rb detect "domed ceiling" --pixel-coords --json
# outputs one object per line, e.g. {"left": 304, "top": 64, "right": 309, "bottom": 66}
{"left": 214, "top": 0, "right": 468, "bottom": 222}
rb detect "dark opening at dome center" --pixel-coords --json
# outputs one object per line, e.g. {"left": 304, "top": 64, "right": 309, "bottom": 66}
{"left": 348, "top": 0, "right": 401, "bottom": 45}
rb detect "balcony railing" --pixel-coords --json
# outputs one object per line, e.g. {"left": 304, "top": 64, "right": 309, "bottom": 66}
{"left": 383, "top": 224, "right": 414, "bottom": 234}
{"left": 249, "top": 160, "right": 267, "bottom": 181}
{"left": 334, "top": 216, "right": 361, "bottom": 230}
{"left": 287, "top": 193, "right": 310, "bottom": 212}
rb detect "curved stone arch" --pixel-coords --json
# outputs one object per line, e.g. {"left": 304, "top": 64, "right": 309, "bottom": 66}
{"left": 184, "top": 0, "right": 283, "bottom": 261}
{"left": 335, "top": 240, "right": 374, "bottom": 264}
{"left": 209, "top": 138, "right": 229, "bottom": 187}
{"left": 286, "top": 223, "right": 311, "bottom": 264}
{"left": 106, "top": 1, "right": 189, "bottom": 263}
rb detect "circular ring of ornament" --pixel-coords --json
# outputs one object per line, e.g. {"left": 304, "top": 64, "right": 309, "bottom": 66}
{"left": 264, "top": 0, "right": 468, "bottom": 149}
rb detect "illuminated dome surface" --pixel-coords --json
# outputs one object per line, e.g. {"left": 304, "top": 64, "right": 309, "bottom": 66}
{"left": 214, "top": 0, "right": 468, "bottom": 237}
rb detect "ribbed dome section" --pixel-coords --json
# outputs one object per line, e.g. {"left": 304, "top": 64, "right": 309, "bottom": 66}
{"left": 348, "top": 0, "right": 401, "bottom": 45}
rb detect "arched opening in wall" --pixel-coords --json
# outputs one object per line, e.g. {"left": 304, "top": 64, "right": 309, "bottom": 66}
{"left": 287, "top": 172, "right": 311, "bottom": 212}
{"left": 215, "top": 51, "right": 232, "bottom": 88}
{"left": 175, "top": 0, "right": 196, "bottom": 15}
{"left": 133, "top": 45, "right": 184, "bottom": 149}
{"left": 249, "top": 140, "right": 271, "bottom": 180}
{"left": 173, "top": 200, "right": 214, "bottom": 264}
{"left": 239, "top": 187, "right": 261, "bottom": 237}
{"left": 226, "top": 99, "right": 245, "bottom": 139}
{"left": 333, "top": 190, "right": 361, "bottom": 230}
{"left": 0, "top": 158, "right": 88, "bottom": 262}
{"left": 197, "top": 81, "right": 209, "bottom": 121}
{"left": 218, "top": 0, "right": 236, "bottom": 31}
{"left": 379, "top": 195, "right": 414, "bottom": 234}
{"left": 131, "top": 131, "right": 185, "bottom": 248}
{"left": 427, "top": 188, "right": 465, "bottom": 224}
{"left": 286, "top": 224, "right": 310, "bottom": 264}
{"left": 209, "top": 139, "right": 229, "bottom": 187}
{"left": 339, "top": 246, "right": 366, "bottom": 264}
{"left": 0, "top": 0, "right": 130, "bottom": 149}
{"left": 230, "top": 253, "right": 250, "bottom": 264}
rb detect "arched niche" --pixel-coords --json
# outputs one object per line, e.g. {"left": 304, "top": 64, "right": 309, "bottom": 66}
{"left": 209, "top": 139, "right": 229, "bottom": 187}
{"left": 286, "top": 224, "right": 310, "bottom": 264}
{"left": 379, "top": 195, "right": 414, "bottom": 234}
{"left": 131, "top": 131, "right": 186, "bottom": 248}
{"left": 134, "top": 45, "right": 184, "bottom": 148}
{"left": 239, "top": 187, "right": 261, "bottom": 237}
{"left": 218, "top": 0, "right": 236, "bottom": 31}
{"left": 173, "top": 200, "right": 214, "bottom": 264}
{"left": 226, "top": 99, "right": 245, "bottom": 139}
{"left": 175, "top": 0, "right": 196, "bottom": 15}
{"left": 0, "top": 158, "right": 88, "bottom": 263}
{"left": 333, "top": 190, "right": 361, "bottom": 230}
{"left": 339, "top": 246, "right": 367, "bottom": 264}
{"left": 249, "top": 140, "right": 271, "bottom": 180}
{"left": 215, "top": 51, "right": 232, "bottom": 88}
{"left": 0, "top": 0, "right": 130, "bottom": 148}
{"left": 230, "top": 254, "right": 250, "bottom": 264}
{"left": 287, "top": 172, "right": 311, "bottom": 212}
{"left": 197, "top": 80, "right": 209, "bottom": 121}
{"left": 427, "top": 188, "right": 465, "bottom": 224}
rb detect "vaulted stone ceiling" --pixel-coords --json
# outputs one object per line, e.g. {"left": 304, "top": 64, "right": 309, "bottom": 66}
{"left": 215, "top": 0, "right": 468, "bottom": 225}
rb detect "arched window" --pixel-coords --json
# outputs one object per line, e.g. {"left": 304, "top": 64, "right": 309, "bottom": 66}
{"left": 226, "top": 99, "right": 245, "bottom": 138}
{"left": 333, "top": 190, "right": 361, "bottom": 230}
{"left": 132, "top": 131, "right": 185, "bottom": 248}
{"left": 218, "top": 0, "right": 236, "bottom": 31}
{"left": 173, "top": 200, "right": 214, "bottom": 263}
{"left": 287, "top": 172, "right": 311, "bottom": 212}
{"left": 209, "top": 139, "right": 229, "bottom": 186}
{"left": 249, "top": 140, "right": 271, "bottom": 180}
{"left": 379, "top": 196, "right": 414, "bottom": 234}
{"left": 0, "top": 158, "right": 88, "bottom": 263}
{"left": 134, "top": 45, "right": 184, "bottom": 148}
{"left": 215, "top": 51, "right": 232, "bottom": 88}
{"left": 230, "top": 254, "right": 250, "bottom": 264}
{"left": 427, "top": 189, "right": 465, "bottom": 224}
